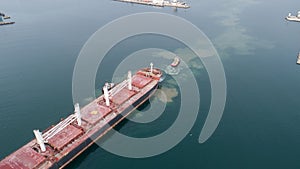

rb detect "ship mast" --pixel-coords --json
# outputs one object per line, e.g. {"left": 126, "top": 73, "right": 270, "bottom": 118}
{"left": 128, "top": 71, "right": 132, "bottom": 90}
{"left": 74, "top": 103, "right": 82, "bottom": 126}
{"left": 150, "top": 62, "right": 153, "bottom": 73}
{"left": 33, "top": 130, "right": 46, "bottom": 152}
{"left": 33, "top": 103, "right": 82, "bottom": 151}
{"left": 103, "top": 85, "right": 110, "bottom": 106}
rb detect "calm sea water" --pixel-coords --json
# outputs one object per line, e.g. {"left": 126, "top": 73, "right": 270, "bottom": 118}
{"left": 1, "top": 0, "right": 300, "bottom": 168}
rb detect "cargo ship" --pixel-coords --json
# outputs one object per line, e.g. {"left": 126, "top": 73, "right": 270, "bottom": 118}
{"left": 0, "top": 64, "right": 162, "bottom": 169}
{"left": 113, "top": 0, "right": 190, "bottom": 9}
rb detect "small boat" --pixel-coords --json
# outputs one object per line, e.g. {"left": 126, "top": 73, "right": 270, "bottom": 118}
{"left": 171, "top": 57, "right": 180, "bottom": 67}
{"left": 297, "top": 52, "right": 300, "bottom": 65}
{"left": 0, "top": 13, "right": 15, "bottom": 26}
{"left": 286, "top": 11, "right": 300, "bottom": 22}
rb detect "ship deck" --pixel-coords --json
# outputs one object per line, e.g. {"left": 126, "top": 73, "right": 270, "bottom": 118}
{"left": 0, "top": 146, "right": 46, "bottom": 169}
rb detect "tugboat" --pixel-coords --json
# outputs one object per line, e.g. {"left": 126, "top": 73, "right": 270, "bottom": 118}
{"left": 286, "top": 11, "right": 300, "bottom": 22}
{"left": 171, "top": 57, "right": 180, "bottom": 67}
{"left": 297, "top": 52, "right": 300, "bottom": 65}
{"left": 165, "top": 57, "right": 181, "bottom": 75}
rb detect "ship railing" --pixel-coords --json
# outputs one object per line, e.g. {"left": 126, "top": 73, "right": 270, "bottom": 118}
{"left": 108, "top": 79, "right": 128, "bottom": 97}
{"left": 42, "top": 114, "right": 77, "bottom": 142}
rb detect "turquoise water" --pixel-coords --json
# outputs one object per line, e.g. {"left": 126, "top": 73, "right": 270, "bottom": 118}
{"left": 1, "top": 0, "right": 300, "bottom": 168}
